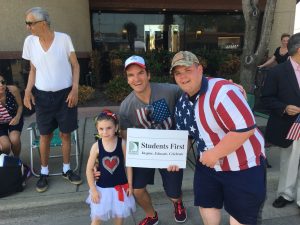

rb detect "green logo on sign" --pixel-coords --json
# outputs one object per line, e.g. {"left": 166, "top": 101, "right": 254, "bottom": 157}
{"left": 128, "top": 141, "right": 139, "bottom": 154}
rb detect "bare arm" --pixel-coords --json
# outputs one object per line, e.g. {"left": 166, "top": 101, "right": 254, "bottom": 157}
{"left": 258, "top": 55, "right": 276, "bottom": 68}
{"left": 122, "top": 139, "right": 133, "bottom": 196}
{"left": 86, "top": 143, "right": 100, "bottom": 203}
{"left": 120, "top": 129, "right": 127, "bottom": 140}
{"left": 66, "top": 52, "right": 80, "bottom": 107}
{"left": 8, "top": 86, "right": 23, "bottom": 125}
{"left": 24, "top": 62, "right": 36, "bottom": 110}
{"left": 200, "top": 129, "right": 255, "bottom": 168}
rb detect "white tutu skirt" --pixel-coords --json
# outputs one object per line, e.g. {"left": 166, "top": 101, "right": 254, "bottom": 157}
{"left": 86, "top": 186, "right": 136, "bottom": 221}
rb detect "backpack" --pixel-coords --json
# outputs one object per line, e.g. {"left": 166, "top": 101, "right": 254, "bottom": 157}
{"left": 0, "top": 154, "right": 27, "bottom": 198}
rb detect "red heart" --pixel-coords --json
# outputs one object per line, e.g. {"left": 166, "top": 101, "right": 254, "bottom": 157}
{"left": 102, "top": 156, "right": 119, "bottom": 174}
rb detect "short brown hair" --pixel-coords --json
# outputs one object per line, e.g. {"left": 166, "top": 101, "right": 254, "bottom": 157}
{"left": 281, "top": 33, "right": 290, "bottom": 40}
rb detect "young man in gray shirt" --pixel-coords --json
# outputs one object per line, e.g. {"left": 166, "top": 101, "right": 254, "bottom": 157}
{"left": 119, "top": 55, "right": 187, "bottom": 225}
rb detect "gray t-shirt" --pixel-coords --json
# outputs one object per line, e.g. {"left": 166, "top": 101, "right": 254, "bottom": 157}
{"left": 119, "top": 83, "right": 182, "bottom": 130}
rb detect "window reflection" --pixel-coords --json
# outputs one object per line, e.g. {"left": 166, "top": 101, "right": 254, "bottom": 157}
{"left": 91, "top": 12, "right": 244, "bottom": 52}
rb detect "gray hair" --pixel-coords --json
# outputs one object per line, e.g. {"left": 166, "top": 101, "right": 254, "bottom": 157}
{"left": 287, "top": 32, "right": 300, "bottom": 56}
{"left": 26, "top": 7, "right": 50, "bottom": 26}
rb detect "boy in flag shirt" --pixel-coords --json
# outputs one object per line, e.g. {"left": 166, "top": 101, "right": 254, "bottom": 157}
{"left": 172, "top": 51, "right": 266, "bottom": 225}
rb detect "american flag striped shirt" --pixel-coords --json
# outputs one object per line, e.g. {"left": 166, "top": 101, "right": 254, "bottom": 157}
{"left": 0, "top": 104, "right": 12, "bottom": 124}
{"left": 136, "top": 99, "right": 173, "bottom": 129}
{"left": 175, "top": 77, "right": 265, "bottom": 171}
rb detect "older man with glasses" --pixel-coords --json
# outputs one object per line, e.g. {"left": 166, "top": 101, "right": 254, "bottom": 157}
{"left": 22, "top": 7, "right": 82, "bottom": 193}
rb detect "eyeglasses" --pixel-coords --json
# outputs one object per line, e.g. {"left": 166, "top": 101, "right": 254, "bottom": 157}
{"left": 0, "top": 80, "right": 6, "bottom": 85}
{"left": 25, "top": 20, "right": 44, "bottom": 27}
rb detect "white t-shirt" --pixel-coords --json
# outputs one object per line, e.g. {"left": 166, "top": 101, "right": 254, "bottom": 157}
{"left": 22, "top": 32, "right": 75, "bottom": 92}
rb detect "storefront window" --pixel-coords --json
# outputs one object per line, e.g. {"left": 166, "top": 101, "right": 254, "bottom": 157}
{"left": 91, "top": 12, "right": 244, "bottom": 52}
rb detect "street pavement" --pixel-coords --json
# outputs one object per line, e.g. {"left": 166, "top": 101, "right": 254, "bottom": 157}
{"left": 0, "top": 107, "right": 299, "bottom": 225}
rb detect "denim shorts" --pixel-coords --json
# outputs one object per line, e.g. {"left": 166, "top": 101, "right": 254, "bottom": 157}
{"left": 132, "top": 167, "right": 183, "bottom": 199}
{"left": 35, "top": 87, "right": 78, "bottom": 135}
{"left": 194, "top": 156, "right": 266, "bottom": 225}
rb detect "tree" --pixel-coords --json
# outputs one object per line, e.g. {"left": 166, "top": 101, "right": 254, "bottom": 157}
{"left": 240, "top": 0, "right": 277, "bottom": 93}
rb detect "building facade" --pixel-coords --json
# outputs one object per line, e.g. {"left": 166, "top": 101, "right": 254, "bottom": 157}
{"left": 0, "top": 0, "right": 296, "bottom": 86}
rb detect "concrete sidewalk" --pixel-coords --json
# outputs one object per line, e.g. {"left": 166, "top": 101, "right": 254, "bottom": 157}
{"left": 0, "top": 108, "right": 299, "bottom": 225}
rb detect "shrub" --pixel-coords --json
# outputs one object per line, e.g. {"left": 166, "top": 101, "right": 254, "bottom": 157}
{"left": 78, "top": 85, "right": 95, "bottom": 104}
{"left": 218, "top": 54, "right": 241, "bottom": 83}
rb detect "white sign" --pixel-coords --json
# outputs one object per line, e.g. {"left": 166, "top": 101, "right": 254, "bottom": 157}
{"left": 126, "top": 128, "right": 189, "bottom": 168}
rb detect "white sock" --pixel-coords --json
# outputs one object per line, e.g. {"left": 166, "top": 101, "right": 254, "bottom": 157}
{"left": 41, "top": 166, "right": 49, "bottom": 175}
{"left": 63, "top": 163, "right": 71, "bottom": 173}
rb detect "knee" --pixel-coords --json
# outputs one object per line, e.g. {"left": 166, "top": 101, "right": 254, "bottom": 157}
{"left": 9, "top": 136, "right": 21, "bottom": 146}
{"left": 60, "top": 132, "right": 71, "bottom": 141}
{"left": 0, "top": 143, "right": 11, "bottom": 155}
{"left": 0, "top": 142, "right": 11, "bottom": 153}
{"left": 133, "top": 188, "right": 146, "bottom": 198}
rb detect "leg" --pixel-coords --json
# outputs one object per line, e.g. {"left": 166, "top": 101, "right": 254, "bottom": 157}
{"left": 60, "top": 132, "right": 71, "bottom": 164}
{"left": 194, "top": 163, "right": 223, "bottom": 225}
{"left": 113, "top": 217, "right": 123, "bottom": 225}
{"left": 60, "top": 131, "right": 82, "bottom": 184}
{"left": 229, "top": 216, "right": 244, "bottom": 225}
{"left": 39, "top": 134, "right": 52, "bottom": 167}
{"left": 0, "top": 135, "right": 11, "bottom": 154}
{"left": 159, "top": 168, "right": 187, "bottom": 222}
{"left": 133, "top": 187, "right": 156, "bottom": 217}
{"left": 293, "top": 140, "right": 300, "bottom": 207}
{"left": 36, "top": 134, "right": 52, "bottom": 193}
{"left": 8, "top": 130, "right": 21, "bottom": 157}
{"left": 277, "top": 143, "right": 300, "bottom": 201}
{"left": 91, "top": 219, "right": 101, "bottom": 225}
{"left": 199, "top": 207, "right": 221, "bottom": 225}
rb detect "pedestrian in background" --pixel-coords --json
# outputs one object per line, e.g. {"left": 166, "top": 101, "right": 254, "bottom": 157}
{"left": 258, "top": 33, "right": 290, "bottom": 68}
{"left": 261, "top": 32, "right": 300, "bottom": 209}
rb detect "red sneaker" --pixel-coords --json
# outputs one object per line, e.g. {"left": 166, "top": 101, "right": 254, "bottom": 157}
{"left": 138, "top": 211, "right": 159, "bottom": 225}
{"left": 174, "top": 201, "right": 187, "bottom": 223}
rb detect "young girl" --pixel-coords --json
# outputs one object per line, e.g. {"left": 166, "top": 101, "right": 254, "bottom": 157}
{"left": 86, "top": 110, "right": 135, "bottom": 225}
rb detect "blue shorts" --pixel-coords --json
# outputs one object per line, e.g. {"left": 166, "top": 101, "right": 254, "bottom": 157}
{"left": 0, "top": 117, "right": 24, "bottom": 137}
{"left": 133, "top": 167, "right": 183, "bottom": 199}
{"left": 194, "top": 157, "right": 266, "bottom": 225}
{"left": 35, "top": 87, "right": 78, "bottom": 135}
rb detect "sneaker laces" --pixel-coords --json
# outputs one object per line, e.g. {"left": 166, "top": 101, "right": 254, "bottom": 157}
{"left": 139, "top": 217, "right": 151, "bottom": 225}
{"left": 175, "top": 201, "right": 185, "bottom": 214}
{"left": 139, "top": 212, "right": 157, "bottom": 225}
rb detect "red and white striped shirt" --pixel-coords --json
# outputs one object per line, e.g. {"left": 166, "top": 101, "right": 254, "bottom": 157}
{"left": 176, "top": 77, "right": 265, "bottom": 171}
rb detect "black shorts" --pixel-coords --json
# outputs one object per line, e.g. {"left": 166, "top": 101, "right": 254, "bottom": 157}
{"left": 132, "top": 167, "right": 183, "bottom": 199}
{"left": 0, "top": 117, "right": 24, "bottom": 137}
{"left": 35, "top": 87, "right": 78, "bottom": 135}
{"left": 194, "top": 157, "right": 266, "bottom": 225}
